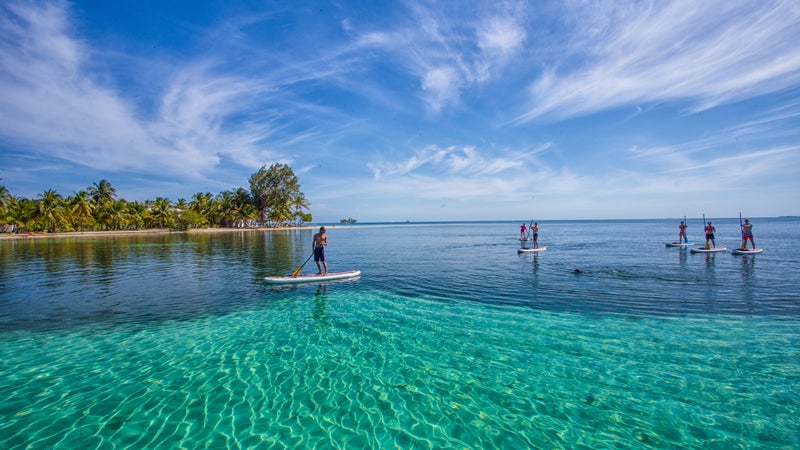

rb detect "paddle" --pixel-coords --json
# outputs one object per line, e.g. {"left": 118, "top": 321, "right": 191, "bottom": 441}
{"left": 291, "top": 252, "right": 314, "bottom": 277}
{"left": 703, "top": 213, "right": 708, "bottom": 249}
{"left": 739, "top": 211, "right": 745, "bottom": 250}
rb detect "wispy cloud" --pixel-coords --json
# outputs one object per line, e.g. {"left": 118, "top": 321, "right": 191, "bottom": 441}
{"left": 350, "top": 0, "right": 528, "bottom": 114}
{"left": 368, "top": 145, "right": 528, "bottom": 179}
{"left": 0, "top": 1, "right": 331, "bottom": 184}
{"left": 516, "top": 0, "right": 800, "bottom": 122}
{"left": 0, "top": 2, "right": 241, "bottom": 178}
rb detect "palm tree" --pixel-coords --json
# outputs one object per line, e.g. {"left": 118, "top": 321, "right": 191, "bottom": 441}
{"left": 36, "top": 189, "right": 65, "bottom": 232}
{"left": 149, "top": 197, "right": 174, "bottom": 229}
{"left": 190, "top": 192, "right": 213, "bottom": 221}
{"left": 94, "top": 198, "right": 115, "bottom": 230}
{"left": 217, "top": 191, "right": 242, "bottom": 227}
{"left": 67, "top": 190, "right": 96, "bottom": 231}
{"left": 268, "top": 200, "right": 292, "bottom": 226}
{"left": 104, "top": 199, "right": 131, "bottom": 230}
{"left": 213, "top": 189, "right": 255, "bottom": 228}
{"left": 291, "top": 194, "right": 311, "bottom": 225}
{"left": 126, "top": 201, "right": 146, "bottom": 229}
{"left": 13, "top": 198, "right": 37, "bottom": 232}
{"left": 0, "top": 180, "right": 11, "bottom": 231}
{"left": 88, "top": 179, "right": 117, "bottom": 205}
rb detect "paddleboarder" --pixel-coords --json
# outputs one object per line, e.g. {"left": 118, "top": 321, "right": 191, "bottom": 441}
{"left": 678, "top": 220, "right": 688, "bottom": 244}
{"left": 312, "top": 226, "right": 328, "bottom": 275}
{"left": 741, "top": 219, "right": 755, "bottom": 250}
{"left": 531, "top": 222, "right": 539, "bottom": 248}
{"left": 519, "top": 223, "right": 527, "bottom": 240}
{"left": 704, "top": 221, "right": 716, "bottom": 248}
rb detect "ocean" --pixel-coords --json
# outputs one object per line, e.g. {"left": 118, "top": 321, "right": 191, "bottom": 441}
{"left": 1, "top": 218, "right": 798, "bottom": 448}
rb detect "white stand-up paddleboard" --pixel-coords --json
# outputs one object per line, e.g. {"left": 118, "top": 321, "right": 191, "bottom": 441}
{"left": 731, "top": 248, "right": 763, "bottom": 255}
{"left": 690, "top": 247, "right": 727, "bottom": 254}
{"left": 264, "top": 270, "right": 361, "bottom": 284}
{"left": 666, "top": 242, "right": 694, "bottom": 247}
{"left": 518, "top": 246, "right": 547, "bottom": 254}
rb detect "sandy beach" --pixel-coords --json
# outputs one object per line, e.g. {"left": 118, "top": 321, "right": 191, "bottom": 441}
{"left": 0, "top": 226, "right": 319, "bottom": 240}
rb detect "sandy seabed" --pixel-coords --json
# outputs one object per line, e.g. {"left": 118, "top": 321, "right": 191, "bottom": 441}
{"left": 0, "top": 226, "right": 320, "bottom": 240}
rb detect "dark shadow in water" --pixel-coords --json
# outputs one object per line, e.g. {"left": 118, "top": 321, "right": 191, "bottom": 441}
{"left": 702, "top": 253, "right": 718, "bottom": 312}
{"left": 738, "top": 254, "right": 756, "bottom": 312}
{"left": 313, "top": 283, "right": 330, "bottom": 327}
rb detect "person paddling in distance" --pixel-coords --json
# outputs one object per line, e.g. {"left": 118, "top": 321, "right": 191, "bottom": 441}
{"left": 519, "top": 223, "right": 527, "bottom": 240}
{"left": 704, "top": 221, "right": 716, "bottom": 249}
{"left": 312, "top": 226, "right": 328, "bottom": 275}
{"left": 678, "top": 220, "right": 688, "bottom": 244}
{"left": 741, "top": 219, "right": 755, "bottom": 250}
{"left": 531, "top": 222, "right": 540, "bottom": 248}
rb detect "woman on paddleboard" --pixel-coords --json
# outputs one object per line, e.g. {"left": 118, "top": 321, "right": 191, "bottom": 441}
{"left": 313, "top": 226, "right": 328, "bottom": 275}
{"left": 678, "top": 221, "right": 687, "bottom": 244}
{"left": 741, "top": 219, "right": 755, "bottom": 250}
{"left": 519, "top": 223, "right": 527, "bottom": 239}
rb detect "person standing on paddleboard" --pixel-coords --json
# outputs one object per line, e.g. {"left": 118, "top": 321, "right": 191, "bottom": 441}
{"left": 519, "top": 223, "right": 527, "bottom": 240}
{"left": 531, "top": 222, "right": 539, "bottom": 248}
{"left": 704, "top": 221, "right": 716, "bottom": 248}
{"left": 741, "top": 219, "right": 755, "bottom": 250}
{"left": 679, "top": 221, "right": 688, "bottom": 244}
{"left": 313, "top": 226, "right": 328, "bottom": 275}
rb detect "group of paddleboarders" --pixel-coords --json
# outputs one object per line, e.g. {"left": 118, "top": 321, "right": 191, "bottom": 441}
{"left": 678, "top": 219, "right": 756, "bottom": 250}
{"left": 519, "top": 221, "right": 540, "bottom": 249}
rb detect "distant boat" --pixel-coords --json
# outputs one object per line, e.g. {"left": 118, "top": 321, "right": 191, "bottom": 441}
{"left": 340, "top": 218, "right": 357, "bottom": 224}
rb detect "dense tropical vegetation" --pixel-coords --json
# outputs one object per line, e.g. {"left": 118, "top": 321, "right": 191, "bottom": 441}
{"left": 0, "top": 164, "right": 311, "bottom": 233}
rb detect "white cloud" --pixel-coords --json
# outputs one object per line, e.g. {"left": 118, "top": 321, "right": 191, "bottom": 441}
{"left": 477, "top": 16, "right": 525, "bottom": 55}
{"left": 369, "top": 145, "right": 529, "bottom": 179}
{"left": 0, "top": 1, "right": 288, "bottom": 181}
{"left": 517, "top": 0, "right": 800, "bottom": 122}
{"left": 421, "top": 66, "right": 460, "bottom": 113}
{"left": 349, "top": 1, "right": 529, "bottom": 114}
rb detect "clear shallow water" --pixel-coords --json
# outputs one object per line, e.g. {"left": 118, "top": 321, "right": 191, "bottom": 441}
{"left": 1, "top": 219, "right": 799, "bottom": 448}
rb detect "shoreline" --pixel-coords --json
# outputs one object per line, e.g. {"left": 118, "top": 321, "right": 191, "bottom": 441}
{"left": 0, "top": 226, "right": 321, "bottom": 240}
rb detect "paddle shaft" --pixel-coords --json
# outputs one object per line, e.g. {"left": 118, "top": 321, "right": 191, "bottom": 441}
{"left": 292, "top": 252, "right": 314, "bottom": 277}
{"left": 739, "top": 212, "right": 744, "bottom": 249}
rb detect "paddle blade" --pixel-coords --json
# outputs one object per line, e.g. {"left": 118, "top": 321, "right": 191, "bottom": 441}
{"left": 290, "top": 252, "right": 314, "bottom": 277}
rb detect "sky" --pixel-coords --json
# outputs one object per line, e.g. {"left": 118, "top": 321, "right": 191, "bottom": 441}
{"left": 1, "top": 0, "right": 799, "bottom": 222}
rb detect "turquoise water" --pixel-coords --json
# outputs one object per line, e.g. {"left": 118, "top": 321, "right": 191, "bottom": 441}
{"left": 1, "top": 219, "right": 799, "bottom": 448}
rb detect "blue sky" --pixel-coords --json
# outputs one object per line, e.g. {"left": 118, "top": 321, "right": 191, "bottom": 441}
{"left": 1, "top": 0, "right": 799, "bottom": 222}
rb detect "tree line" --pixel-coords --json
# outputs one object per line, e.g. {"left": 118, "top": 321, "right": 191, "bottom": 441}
{"left": 0, "top": 163, "right": 311, "bottom": 233}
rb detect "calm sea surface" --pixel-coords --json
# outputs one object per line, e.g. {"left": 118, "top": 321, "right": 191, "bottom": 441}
{"left": 1, "top": 218, "right": 798, "bottom": 448}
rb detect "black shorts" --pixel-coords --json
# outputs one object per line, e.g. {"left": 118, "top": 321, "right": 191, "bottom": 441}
{"left": 314, "top": 246, "right": 325, "bottom": 262}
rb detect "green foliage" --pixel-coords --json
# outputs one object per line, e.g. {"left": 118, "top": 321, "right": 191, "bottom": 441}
{"left": 0, "top": 168, "right": 311, "bottom": 233}
{"left": 249, "top": 163, "right": 309, "bottom": 226}
{"left": 175, "top": 208, "right": 206, "bottom": 230}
